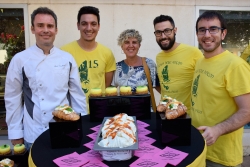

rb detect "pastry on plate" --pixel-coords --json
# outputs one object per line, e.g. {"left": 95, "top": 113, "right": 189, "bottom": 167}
{"left": 0, "top": 158, "right": 14, "bottom": 167}
{"left": 120, "top": 86, "right": 132, "bottom": 95}
{"left": 89, "top": 88, "right": 102, "bottom": 97}
{"left": 105, "top": 86, "right": 117, "bottom": 96}
{"left": 13, "top": 144, "right": 26, "bottom": 154}
{"left": 135, "top": 86, "right": 148, "bottom": 95}
{"left": 0, "top": 144, "right": 11, "bottom": 155}
{"left": 52, "top": 104, "right": 80, "bottom": 121}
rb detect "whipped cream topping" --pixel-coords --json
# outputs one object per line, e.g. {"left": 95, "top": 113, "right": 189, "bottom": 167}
{"left": 168, "top": 102, "right": 179, "bottom": 110}
{"left": 0, "top": 158, "right": 11, "bottom": 165}
{"left": 55, "top": 105, "right": 75, "bottom": 114}
{"left": 98, "top": 113, "right": 137, "bottom": 148}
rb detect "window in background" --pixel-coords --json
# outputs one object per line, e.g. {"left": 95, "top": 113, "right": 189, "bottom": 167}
{"left": 0, "top": 8, "right": 25, "bottom": 73}
{"left": 0, "top": 4, "right": 28, "bottom": 114}
{"left": 195, "top": 7, "right": 250, "bottom": 57}
{"left": 201, "top": 10, "right": 250, "bottom": 57}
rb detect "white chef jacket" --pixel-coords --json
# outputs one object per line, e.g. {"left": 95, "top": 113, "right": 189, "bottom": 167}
{"left": 5, "top": 45, "right": 87, "bottom": 143}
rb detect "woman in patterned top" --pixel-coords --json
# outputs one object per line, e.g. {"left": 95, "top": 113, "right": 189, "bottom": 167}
{"left": 111, "top": 29, "right": 157, "bottom": 93}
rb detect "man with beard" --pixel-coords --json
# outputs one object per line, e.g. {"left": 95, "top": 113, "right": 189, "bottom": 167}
{"left": 61, "top": 6, "right": 116, "bottom": 113}
{"left": 191, "top": 11, "right": 250, "bottom": 167}
{"left": 153, "top": 15, "right": 203, "bottom": 114}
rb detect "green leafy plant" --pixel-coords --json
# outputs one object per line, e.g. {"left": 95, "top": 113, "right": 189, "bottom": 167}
{"left": 0, "top": 25, "right": 25, "bottom": 61}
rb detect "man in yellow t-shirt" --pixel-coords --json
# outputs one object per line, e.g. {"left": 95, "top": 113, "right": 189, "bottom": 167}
{"left": 192, "top": 11, "right": 250, "bottom": 166}
{"left": 153, "top": 15, "right": 203, "bottom": 114}
{"left": 61, "top": 6, "right": 116, "bottom": 113}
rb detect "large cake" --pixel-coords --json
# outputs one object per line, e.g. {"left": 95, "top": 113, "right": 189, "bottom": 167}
{"left": 98, "top": 113, "right": 137, "bottom": 148}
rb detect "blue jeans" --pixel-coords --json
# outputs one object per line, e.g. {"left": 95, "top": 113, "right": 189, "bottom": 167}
{"left": 24, "top": 140, "right": 33, "bottom": 150}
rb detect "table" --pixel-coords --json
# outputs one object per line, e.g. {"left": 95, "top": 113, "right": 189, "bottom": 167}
{"left": 28, "top": 113, "right": 206, "bottom": 167}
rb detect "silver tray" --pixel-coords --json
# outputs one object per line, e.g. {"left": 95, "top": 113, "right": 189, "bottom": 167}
{"left": 93, "top": 116, "right": 138, "bottom": 151}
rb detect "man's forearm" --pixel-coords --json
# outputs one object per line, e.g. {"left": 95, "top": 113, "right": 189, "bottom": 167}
{"left": 214, "top": 93, "right": 250, "bottom": 136}
{"left": 214, "top": 108, "right": 250, "bottom": 136}
{"left": 105, "top": 71, "right": 114, "bottom": 88}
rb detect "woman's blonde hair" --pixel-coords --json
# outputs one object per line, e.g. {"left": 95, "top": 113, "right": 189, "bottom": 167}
{"left": 117, "top": 29, "right": 142, "bottom": 46}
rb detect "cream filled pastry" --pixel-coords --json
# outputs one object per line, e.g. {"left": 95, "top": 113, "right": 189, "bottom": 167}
{"left": 52, "top": 104, "right": 80, "bottom": 121}
{"left": 0, "top": 158, "right": 14, "bottom": 167}
{"left": 98, "top": 113, "right": 137, "bottom": 148}
{"left": 157, "top": 95, "right": 187, "bottom": 119}
{"left": 157, "top": 95, "right": 176, "bottom": 112}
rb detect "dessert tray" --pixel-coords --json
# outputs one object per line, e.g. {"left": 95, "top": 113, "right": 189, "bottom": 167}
{"left": 93, "top": 116, "right": 138, "bottom": 161}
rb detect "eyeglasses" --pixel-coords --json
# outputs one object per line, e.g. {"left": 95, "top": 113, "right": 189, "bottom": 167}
{"left": 197, "top": 26, "right": 224, "bottom": 35}
{"left": 154, "top": 28, "right": 174, "bottom": 37}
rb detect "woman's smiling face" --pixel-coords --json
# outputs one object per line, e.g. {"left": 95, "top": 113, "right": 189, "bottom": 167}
{"left": 121, "top": 37, "right": 141, "bottom": 58}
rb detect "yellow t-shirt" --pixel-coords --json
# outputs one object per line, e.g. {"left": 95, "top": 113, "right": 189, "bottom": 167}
{"left": 61, "top": 41, "right": 116, "bottom": 113}
{"left": 191, "top": 50, "right": 250, "bottom": 166}
{"left": 156, "top": 43, "right": 203, "bottom": 114}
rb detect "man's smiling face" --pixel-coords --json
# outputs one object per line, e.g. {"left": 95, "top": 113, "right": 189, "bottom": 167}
{"left": 197, "top": 18, "right": 226, "bottom": 57}
{"left": 154, "top": 21, "right": 176, "bottom": 51}
{"left": 78, "top": 14, "right": 100, "bottom": 42}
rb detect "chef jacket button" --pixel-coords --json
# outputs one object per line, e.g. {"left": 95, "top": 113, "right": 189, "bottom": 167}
{"left": 42, "top": 98, "right": 44, "bottom": 101}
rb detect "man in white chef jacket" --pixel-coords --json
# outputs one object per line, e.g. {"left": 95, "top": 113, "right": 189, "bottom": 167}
{"left": 4, "top": 7, "right": 87, "bottom": 149}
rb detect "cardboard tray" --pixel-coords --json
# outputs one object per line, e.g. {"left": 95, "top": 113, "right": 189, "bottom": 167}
{"left": 93, "top": 116, "right": 138, "bottom": 151}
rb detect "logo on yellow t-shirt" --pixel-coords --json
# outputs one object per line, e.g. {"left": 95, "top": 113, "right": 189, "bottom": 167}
{"left": 78, "top": 59, "right": 100, "bottom": 94}
{"left": 192, "top": 74, "right": 200, "bottom": 98}
{"left": 161, "top": 65, "right": 170, "bottom": 90}
{"left": 79, "top": 60, "right": 89, "bottom": 93}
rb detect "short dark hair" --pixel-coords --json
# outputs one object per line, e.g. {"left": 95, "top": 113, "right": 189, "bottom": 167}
{"left": 31, "top": 7, "right": 57, "bottom": 28}
{"left": 77, "top": 6, "right": 100, "bottom": 24}
{"left": 153, "top": 15, "right": 175, "bottom": 28}
{"left": 196, "top": 11, "right": 227, "bottom": 32}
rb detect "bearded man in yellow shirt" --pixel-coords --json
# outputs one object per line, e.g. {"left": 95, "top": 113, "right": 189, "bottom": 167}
{"left": 191, "top": 11, "right": 250, "bottom": 167}
{"left": 153, "top": 15, "right": 203, "bottom": 114}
